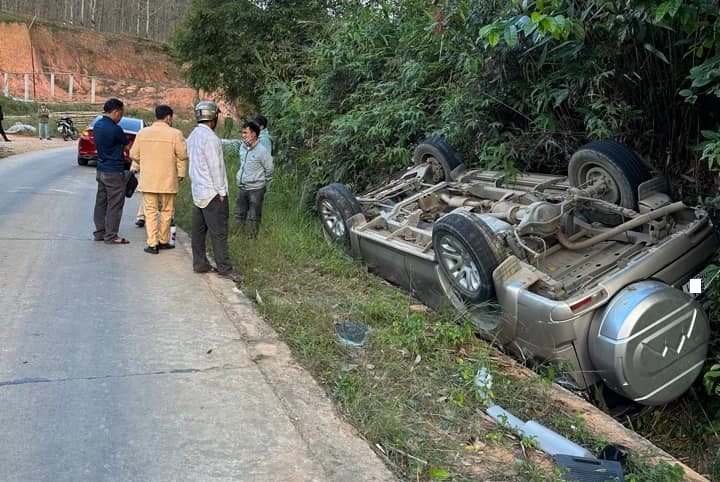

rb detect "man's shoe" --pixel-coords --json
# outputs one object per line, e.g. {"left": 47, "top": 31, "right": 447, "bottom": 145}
{"left": 194, "top": 266, "right": 217, "bottom": 274}
{"left": 144, "top": 245, "right": 159, "bottom": 255}
{"left": 135, "top": 219, "right": 145, "bottom": 228}
{"left": 216, "top": 270, "right": 241, "bottom": 282}
{"left": 158, "top": 243, "right": 175, "bottom": 250}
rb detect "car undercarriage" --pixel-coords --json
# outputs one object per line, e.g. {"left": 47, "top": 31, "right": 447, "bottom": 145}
{"left": 317, "top": 138, "right": 718, "bottom": 405}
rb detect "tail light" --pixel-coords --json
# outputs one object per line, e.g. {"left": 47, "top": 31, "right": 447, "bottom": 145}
{"left": 81, "top": 129, "right": 91, "bottom": 137}
{"left": 569, "top": 289, "right": 607, "bottom": 313}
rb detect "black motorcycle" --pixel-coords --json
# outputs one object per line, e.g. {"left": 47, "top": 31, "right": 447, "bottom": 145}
{"left": 57, "top": 116, "right": 79, "bottom": 141}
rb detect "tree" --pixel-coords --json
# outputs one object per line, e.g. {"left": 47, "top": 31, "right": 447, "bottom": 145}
{"left": 0, "top": 0, "right": 191, "bottom": 42}
{"left": 172, "top": 0, "right": 339, "bottom": 107}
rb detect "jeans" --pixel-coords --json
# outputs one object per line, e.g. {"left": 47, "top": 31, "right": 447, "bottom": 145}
{"left": 234, "top": 186, "right": 266, "bottom": 238}
{"left": 93, "top": 171, "right": 126, "bottom": 242}
{"left": 192, "top": 195, "right": 233, "bottom": 274}
{"left": 38, "top": 122, "right": 49, "bottom": 139}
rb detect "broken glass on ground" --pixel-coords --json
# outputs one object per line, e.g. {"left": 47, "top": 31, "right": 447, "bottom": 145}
{"left": 333, "top": 320, "right": 370, "bottom": 347}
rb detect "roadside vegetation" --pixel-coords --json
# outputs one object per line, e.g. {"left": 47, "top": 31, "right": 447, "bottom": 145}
{"left": 172, "top": 0, "right": 720, "bottom": 478}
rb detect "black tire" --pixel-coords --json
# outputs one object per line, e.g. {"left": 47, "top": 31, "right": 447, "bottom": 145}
{"left": 63, "top": 132, "right": 70, "bottom": 141}
{"left": 432, "top": 212, "right": 500, "bottom": 303}
{"left": 316, "top": 183, "right": 362, "bottom": 254}
{"left": 70, "top": 127, "right": 79, "bottom": 140}
{"left": 568, "top": 140, "right": 651, "bottom": 224}
{"left": 77, "top": 157, "right": 88, "bottom": 166}
{"left": 413, "top": 138, "right": 465, "bottom": 182}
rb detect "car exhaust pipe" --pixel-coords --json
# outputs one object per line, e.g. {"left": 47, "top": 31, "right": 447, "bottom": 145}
{"left": 438, "top": 193, "right": 488, "bottom": 208}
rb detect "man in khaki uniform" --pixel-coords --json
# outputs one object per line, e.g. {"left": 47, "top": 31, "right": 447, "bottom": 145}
{"left": 129, "top": 105, "right": 188, "bottom": 254}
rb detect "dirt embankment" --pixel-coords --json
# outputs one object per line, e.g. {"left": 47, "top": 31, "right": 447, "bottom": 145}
{"left": 0, "top": 20, "right": 229, "bottom": 118}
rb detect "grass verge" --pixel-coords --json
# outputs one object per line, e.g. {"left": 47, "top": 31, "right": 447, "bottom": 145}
{"left": 173, "top": 144, "right": 688, "bottom": 481}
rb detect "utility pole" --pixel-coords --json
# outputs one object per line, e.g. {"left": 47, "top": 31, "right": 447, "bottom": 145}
{"left": 28, "top": 15, "right": 37, "bottom": 100}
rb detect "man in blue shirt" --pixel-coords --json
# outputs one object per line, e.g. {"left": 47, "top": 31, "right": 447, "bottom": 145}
{"left": 93, "top": 98, "right": 131, "bottom": 244}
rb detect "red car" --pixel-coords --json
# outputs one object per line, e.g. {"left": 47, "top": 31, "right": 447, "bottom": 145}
{"left": 77, "top": 115, "right": 145, "bottom": 166}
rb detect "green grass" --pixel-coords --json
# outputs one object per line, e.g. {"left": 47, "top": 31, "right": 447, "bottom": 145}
{"left": 173, "top": 145, "right": 686, "bottom": 480}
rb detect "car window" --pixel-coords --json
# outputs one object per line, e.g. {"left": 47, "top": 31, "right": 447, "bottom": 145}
{"left": 118, "top": 118, "right": 142, "bottom": 133}
{"left": 89, "top": 115, "right": 142, "bottom": 133}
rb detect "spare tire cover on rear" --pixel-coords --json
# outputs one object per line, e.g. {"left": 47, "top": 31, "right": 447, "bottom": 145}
{"left": 588, "top": 280, "right": 709, "bottom": 406}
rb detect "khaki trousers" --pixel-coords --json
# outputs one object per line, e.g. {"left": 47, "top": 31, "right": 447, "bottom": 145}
{"left": 137, "top": 197, "right": 145, "bottom": 220}
{"left": 143, "top": 193, "right": 175, "bottom": 247}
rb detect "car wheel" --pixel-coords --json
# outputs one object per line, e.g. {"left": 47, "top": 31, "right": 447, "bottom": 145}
{"left": 316, "top": 183, "right": 362, "bottom": 255}
{"left": 433, "top": 212, "right": 499, "bottom": 303}
{"left": 77, "top": 157, "right": 88, "bottom": 166}
{"left": 413, "top": 138, "right": 465, "bottom": 182}
{"left": 568, "top": 140, "right": 651, "bottom": 225}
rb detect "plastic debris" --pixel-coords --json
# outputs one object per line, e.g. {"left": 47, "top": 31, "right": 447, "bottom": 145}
{"left": 6, "top": 122, "right": 36, "bottom": 134}
{"left": 521, "top": 421, "right": 595, "bottom": 459}
{"left": 599, "top": 444, "right": 627, "bottom": 462}
{"left": 554, "top": 454, "right": 625, "bottom": 481}
{"left": 333, "top": 320, "right": 370, "bottom": 347}
{"left": 487, "top": 405, "right": 524, "bottom": 431}
{"left": 408, "top": 304, "right": 430, "bottom": 314}
{"left": 474, "top": 367, "right": 493, "bottom": 403}
{"left": 485, "top": 399, "right": 595, "bottom": 459}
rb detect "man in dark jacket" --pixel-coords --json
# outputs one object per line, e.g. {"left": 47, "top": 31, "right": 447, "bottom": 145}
{"left": 93, "top": 98, "right": 130, "bottom": 244}
{"left": 0, "top": 102, "right": 10, "bottom": 142}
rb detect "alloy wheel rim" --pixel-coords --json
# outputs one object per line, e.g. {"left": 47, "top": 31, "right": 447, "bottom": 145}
{"left": 437, "top": 234, "right": 481, "bottom": 293}
{"left": 320, "top": 199, "right": 346, "bottom": 238}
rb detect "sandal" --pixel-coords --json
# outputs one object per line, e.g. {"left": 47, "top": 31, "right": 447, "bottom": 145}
{"left": 106, "top": 237, "right": 130, "bottom": 245}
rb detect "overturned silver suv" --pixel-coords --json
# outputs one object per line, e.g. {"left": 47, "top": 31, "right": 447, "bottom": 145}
{"left": 317, "top": 139, "right": 718, "bottom": 405}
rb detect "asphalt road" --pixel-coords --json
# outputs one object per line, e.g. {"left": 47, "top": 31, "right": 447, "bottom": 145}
{"left": 0, "top": 148, "right": 394, "bottom": 482}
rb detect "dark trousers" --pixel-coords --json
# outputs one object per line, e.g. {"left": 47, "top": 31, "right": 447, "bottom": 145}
{"left": 234, "top": 186, "right": 266, "bottom": 238}
{"left": 0, "top": 120, "right": 8, "bottom": 141}
{"left": 192, "top": 195, "right": 233, "bottom": 274}
{"left": 93, "top": 171, "right": 126, "bottom": 242}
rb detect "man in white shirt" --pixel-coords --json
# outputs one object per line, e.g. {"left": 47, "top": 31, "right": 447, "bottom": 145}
{"left": 186, "top": 101, "right": 239, "bottom": 282}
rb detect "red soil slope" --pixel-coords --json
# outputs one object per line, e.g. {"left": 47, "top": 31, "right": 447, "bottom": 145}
{"left": 0, "top": 20, "right": 228, "bottom": 117}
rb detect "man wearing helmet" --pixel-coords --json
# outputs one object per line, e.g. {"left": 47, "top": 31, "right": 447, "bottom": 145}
{"left": 186, "top": 100, "right": 240, "bottom": 282}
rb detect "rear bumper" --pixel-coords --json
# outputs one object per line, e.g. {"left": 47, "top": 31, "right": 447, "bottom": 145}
{"left": 493, "top": 221, "right": 718, "bottom": 389}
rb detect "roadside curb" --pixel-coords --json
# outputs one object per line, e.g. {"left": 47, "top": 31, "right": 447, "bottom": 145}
{"left": 175, "top": 228, "right": 397, "bottom": 481}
